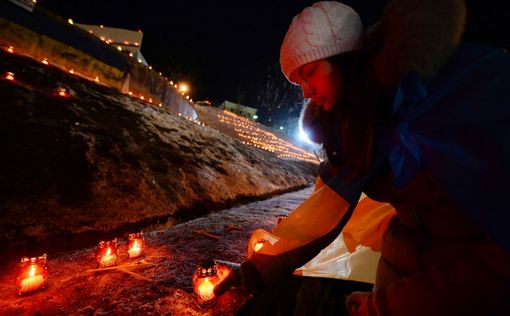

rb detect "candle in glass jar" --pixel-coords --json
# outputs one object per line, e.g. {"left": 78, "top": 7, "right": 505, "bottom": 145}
{"left": 20, "top": 266, "right": 44, "bottom": 293}
{"left": 197, "top": 277, "right": 214, "bottom": 301}
{"left": 5, "top": 72, "right": 15, "bottom": 81}
{"left": 128, "top": 239, "right": 141, "bottom": 258}
{"left": 127, "top": 232, "right": 145, "bottom": 259}
{"left": 192, "top": 259, "right": 220, "bottom": 308}
{"left": 100, "top": 248, "right": 115, "bottom": 267}
{"left": 96, "top": 239, "right": 118, "bottom": 268}
{"left": 16, "top": 254, "right": 48, "bottom": 295}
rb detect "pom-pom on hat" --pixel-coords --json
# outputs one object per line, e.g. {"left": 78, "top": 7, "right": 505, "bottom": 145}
{"left": 280, "top": 1, "right": 363, "bottom": 83}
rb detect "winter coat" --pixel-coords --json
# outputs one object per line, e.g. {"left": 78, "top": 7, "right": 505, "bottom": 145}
{"left": 243, "top": 0, "right": 510, "bottom": 315}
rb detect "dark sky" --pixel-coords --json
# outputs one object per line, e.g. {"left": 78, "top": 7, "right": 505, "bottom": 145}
{"left": 38, "top": 0, "right": 509, "bottom": 108}
{"left": 38, "top": 0, "right": 387, "bottom": 106}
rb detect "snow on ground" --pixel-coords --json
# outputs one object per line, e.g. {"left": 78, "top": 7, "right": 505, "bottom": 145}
{"left": 0, "top": 49, "right": 316, "bottom": 269}
{"left": 0, "top": 187, "right": 313, "bottom": 315}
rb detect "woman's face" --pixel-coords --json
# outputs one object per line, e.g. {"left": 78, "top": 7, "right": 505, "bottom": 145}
{"left": 291, "top": 59, "right": 343, "bottom": 111}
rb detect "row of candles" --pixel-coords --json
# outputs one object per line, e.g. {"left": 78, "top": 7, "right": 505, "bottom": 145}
{"left": 15, "top": 229, "right": 276, "bottom": 308}
{"left": 1, "top": 45, "right": 193, "bottom": 108}
{"left": 13, "top": 231, "right": 234, "bottom": 308}
{"left": 218, "top": 110, "right": 318, "bottom": 163}
{"left": 15, "top": 232, "right": 145, "bottom": 296}
{"left": 3, "top": 44, "right": 315, "bottom": 160}
{"left": 3, "top": 71, "right": 204, "bottom": 129}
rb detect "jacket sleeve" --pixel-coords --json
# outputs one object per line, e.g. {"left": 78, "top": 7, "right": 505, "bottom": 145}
{"left": 243, "top": 160, "right": 369, "bottom": 288}
{"left": 366, "top": 0, "right": 467, "bottom": 87}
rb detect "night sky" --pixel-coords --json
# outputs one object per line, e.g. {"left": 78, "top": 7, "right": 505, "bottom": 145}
{"left": 38, "top": 0, "right": 509, "bottom": 109}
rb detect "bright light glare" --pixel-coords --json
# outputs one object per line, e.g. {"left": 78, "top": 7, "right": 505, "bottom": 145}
{"left": 179, "top": 83, "right": 189, "bottom": 93}
{"left": 298, "top": 127, "right": 313, "bottom": 144}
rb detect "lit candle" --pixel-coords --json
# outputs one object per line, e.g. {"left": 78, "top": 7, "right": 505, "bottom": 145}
{"left": 192, "top": 259, "right": 220, "bottom": 308}
{"left": 253, "top": 240, "right": 265, "bottom": 253}
{"left": 5, "top": 72, "right": 15, "bottom": 81}
{"left": 96, "top": 239, "right": 118, "bottom": 268}
{"left": 197, "top": 277, "right": 214, "bottom": 301}
{"left": 42, "top": 58, "right": 48, "bottom": 65}
{"left": 7, "top": 46, "right": 14, "bottom": 53}
{"left": 56, "top": 87, "right": 69, "bottom": 98}
{"left": 20, "top": 266, "right": 44, "bottom": 293}
{"left": 127, "top": 232, "right": 145, "bottom": 259}
{"left": 16, "top": 254, "right": 48, "bottom": 295}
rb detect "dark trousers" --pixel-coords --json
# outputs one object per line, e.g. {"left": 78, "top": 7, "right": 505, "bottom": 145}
{"left": 237, "top": 276, "right": 373, "bottom": 316}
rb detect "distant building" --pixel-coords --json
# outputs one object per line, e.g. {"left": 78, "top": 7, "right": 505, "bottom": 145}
{"left": 76, "top": 24, "right": 148, "bottom": 65}
{"left": 219, "top": 100, "right": 258, "bottom": 121}
{"left": 8, "top": 0, "right": 36, "bottom": 12}
{"left": 194, "top": 100, "right": 212, "bottom": 107}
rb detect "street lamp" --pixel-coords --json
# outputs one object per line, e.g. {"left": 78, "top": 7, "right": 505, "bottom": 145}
{"left": 178, "top": 82, "right": 190, "bottom": 94}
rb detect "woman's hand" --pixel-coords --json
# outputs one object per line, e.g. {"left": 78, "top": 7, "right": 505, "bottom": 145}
{"left": 213, "top": 260, "right": 243, "bottom": 296}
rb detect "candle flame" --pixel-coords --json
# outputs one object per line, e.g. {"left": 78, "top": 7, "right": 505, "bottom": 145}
{"left": 106, "top": 247, "right": 111, "bottom": 256}
{"left": 5, "top": 72, "right": 14, "bottom": 81}
{"left": 198, "top": 277, "right": 215, "bottom": 301}
{"left": 253, "top": 241, "right": 264, "bottom": 253}
{"left": 57, "top": 88, "right": 68, "bottom": 97}
{"left": 29, "top": 265, "right": 36, "bottom": 277}
{"left": 7, "top": 46, "right": 14, "bottom": 53}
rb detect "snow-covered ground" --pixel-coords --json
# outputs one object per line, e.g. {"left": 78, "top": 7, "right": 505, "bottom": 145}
{"left": 0, "top": 49, "right": 317, "bottom": 264}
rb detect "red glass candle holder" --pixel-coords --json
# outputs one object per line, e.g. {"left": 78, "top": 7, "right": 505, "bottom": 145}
{"left": 192, "top": 259, "right": 220, "bottom": 308}
{"left": 16, "top": 254, "right": 48, "bottom": 295}
{"left": 55, "top": 87, "right": 70, "bottom": 98}
{"left": 5, "top": 72, "right": 15, "bottom": 81}
{"left": 96, "top": 239, "right": 118, "bottom": 268}
{"left": 127, "top": 232, "right": 145, "bottom": 259}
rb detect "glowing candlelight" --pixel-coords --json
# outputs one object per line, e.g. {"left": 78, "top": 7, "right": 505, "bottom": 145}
{"left": 16, "top": 254, "right": 48, "bottom": 295}
{"left": 96, "top": 239, "right": 118, "bottom": 268}
{"left": 56, "top": 87, "right": 70, "bottom": 98}
{"left": 69, "top": 69, "right": 74, "bottom": 74}
{"left": 192, "top": 259, "right": 220, "bottom": 308}
{"left": 94, "top": 76, "right": 99, "bottom": 82}
{"left": 198, "top": 278, "right": 214, "bottom": 301}
{"left": 127, "top": 232, "right": 145, "bottom": 259}
{"left": 253, "top": 240, "right": 265, "bottom": 253}
{"left": 5, "top": 72, "right": 15, "bottom": 81}
{"left": 42, "top": 58, "right": 49, "bottom": 65}
{"left": 7, "top": 46, "right": 14, "bottom": 53}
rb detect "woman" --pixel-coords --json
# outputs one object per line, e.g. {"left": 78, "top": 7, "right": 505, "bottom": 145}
{"left": 217, "top": 1, "right": 510, "bottom": 315}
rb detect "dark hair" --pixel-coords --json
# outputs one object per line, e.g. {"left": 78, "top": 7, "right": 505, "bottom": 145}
{"left": 319, "top": 50, "right": 382, "bottom": 180}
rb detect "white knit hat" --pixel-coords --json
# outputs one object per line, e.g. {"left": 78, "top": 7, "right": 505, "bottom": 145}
{"left": 280, "top": 1, "right": 363, "bottom": 83}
